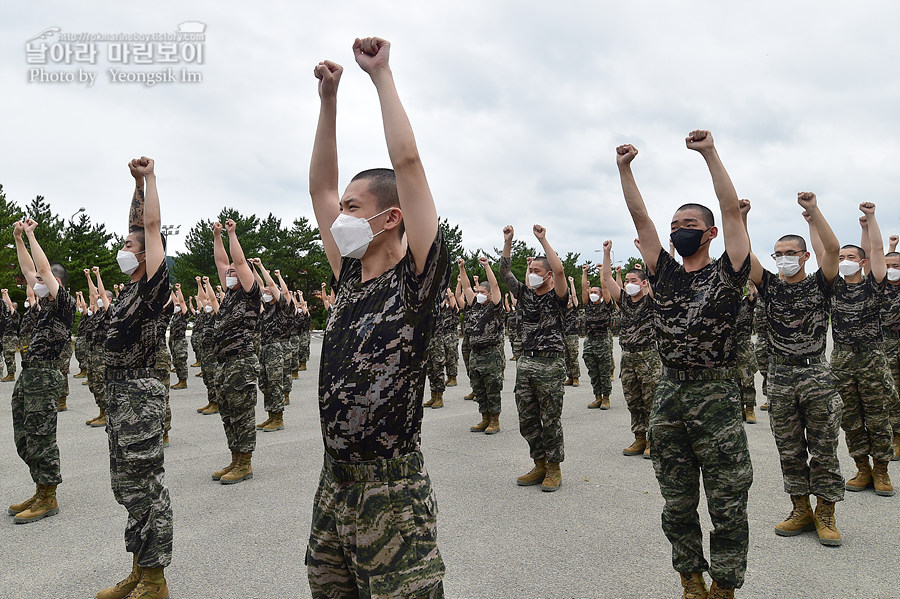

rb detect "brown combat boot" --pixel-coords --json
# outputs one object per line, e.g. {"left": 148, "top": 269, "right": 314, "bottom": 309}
{"left": 893, "top": 434, "right": 900, "bottom": 461}
{"left": 96, "top": 554, "right": 142, "bottom": 599}
{"left": 431, "top": 394, "right": 444, "bottom": 409}
{"left": 708, "top": 581, "right": 734, "bottom": 599}
{"left": 759, "top": 402, "right": 769, "bottom": 411}
{"left": 1, "top": 373, "right": 15, "bottom": 382}
{"left": 564, "top": 377, "right": 573, "bottom": 386}
{"left": 291, "top": 370, "right": 299, "bottom": 379}
{"left": 845, "top": 455, "right": 873, "bottom": 491}
{"left": 679, "top": 572, "right": 709, "bottom": 599}
{"left": 599, "top": 395, "right": 610, "bottom": 410}
{"left": 743, "top": 406, "right": 757, "bottom": 424}
{"left": 162, "top": 434, "right": 169, "bottom": 448}
{"left": 299, "top": 361, "right": 307, "bottom": 371}
{"left": 623, "top": 433, "right": 647, "bottom": 456}
{"left": 87, "top": 408, "right": 104, "bottom": 426}
{"left": 446, "top": 376, "right": 457, "bottom": 387}
{"left": 872, "top": 459, "right": 895, "bottom": 496}
{"left": 194, "top": 371, "right": 203, "bottom": 377}
{"left": 470, "top": 413, "right": 490, "bottom": 432}
{"left": 463, "top": 391, "right": 476, "bottom": 401}
{"left": 774, "top": 494, "right": 814, "bottom": 536}
{"left": 200, "top": 401, "right": 219, "bottom": 415}
{"left": 57, "top": 396, "right": 68, "bottom": 412}
{"left": 196, "top": 401, "right": 213, "bottom": 414}
{"left": 256, "top": 413, "right": 273, "bottom": 429}
{"left": 813, "top": 497, "right": 842, "bottom": 546}
{"left": 643, "top": 443, "right": 651, "bottom": 459}
{"left": 91, "top": 410, "right": 107, "bottom": 428}
{"left": 14, "top": 484, "right": 59, "bottom": 524}
{"left": 587, "top": 395, "right": 603, "bottom": 409}
{"left": 262, "top": 412, "right": 284, "bottom": 432}
{"left": 571, "top": 378, "right": 579, "bottom": 387}
{"left": 423, "top": 391, "right": 437, "bottom": 407}
{"left": 485, "top": 413, "right": 500, "bottom": 435}
{"left": 8, "top": 484, "right": 39, "bottom": 515}
{"left": 212, "top": 452, "right": 237, "bottom": 481}
{"left": 74, "top": 368, "right": 87, "bottom": 378}
{"left": 171, "top": 379, "right": 187, "bottom": 390}
{"left": 190, "top": 359, "right": 201, "bottom": 367}
{"left": 284, "top": 392, "right": 290, "bottom": 406}
{"left": 541, "top": 462, "right": 561, "bottom": 492}
{"left": 126, "top": 566, "right": 168, "bottom": 599}
{"left": 220, "top": 452, "right": 253, "bottom": 484}
{"left": 517, "top": 458, "right": 547, "bottom": 486}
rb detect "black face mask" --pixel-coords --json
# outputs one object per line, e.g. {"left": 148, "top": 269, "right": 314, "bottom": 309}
{"left": 670, "top": 227, "right": 710, "bottom": 258}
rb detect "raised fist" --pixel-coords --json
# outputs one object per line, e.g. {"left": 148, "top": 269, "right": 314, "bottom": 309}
{"left": 616, "top": 144, "right": 638, "bottom": 167}
{"left": 353, "top": 37, "right": 390, "bottom": 75}
{"left": 860, "top": 215, "right": 868, "bottom": 228}
{"left": 92, "top": 266, "right": 100, "bottom": 274}
{"left": 503, "top": 225, "right": 514, "bottom": 243}
{"left": 603, "top": 240, "right": 612, "bottom": 252}
{"left": 202, "top": 276, "right": 210, "bottom": 283}
{"left": 212, "top": 222, "right": 223, "bottom": 236}
{"left": 533, "top": 225, "right": 546, "bottom": 240}
{"left": 84, "top": 269, "right": 90, "bottom": 275}
{"left": 797, "top": 192, "right": 817, "bottom": 209}
{"left": 685, "top": 130, "right": 714, "bottom": 153}
{"left": 224, "top": 219, "right": 236, "bottom": 234}
{"left": 739, "top": 199, "right": 751, "bottom": 216}
{"left": 859, "top": 202, "right": 876, "bottom": 216}
{"left": 582, "top": 263, "right": 590, "bottom": 272}
{"left": 24, "top": 219, "right": 38, "bottom": 233}
{"left": 457, "top": 257, "right": 465, "bottom": 267}
{"left": 314, "top": 60, "right": 343, "bottom": 100}
{"left": 131, "top": 157, "right": 155, "bottom": 176}
{"left": 478, "top": 256, "right": 490, "bottom": 267}
{"left": 889, "top": 234, "right": 899, "bottom": 248}
{"left": 13, "top": 221, "right": 25, "bottom": 238}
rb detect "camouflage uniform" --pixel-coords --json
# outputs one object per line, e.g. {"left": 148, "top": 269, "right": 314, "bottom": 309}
{"left": 189, "top": 311, "right": 201, "bottom": 363}
{"left": 12, "top": 288, "right": 75, "bottom": 487}
{"left": 438, "top": 304, "right": 459, "bottom": 380}
{"left": 460, "top": 305, "right": 474, "bottom": 376}
{"left": 563, "top": 305, "right": 581, "bottom": 381}
{"left": 425, "top": 333, "right": 446, "bottom": 394}
{"left": 735, "top": 296, "right": 758, "bottom": 410}
{"left": 104, "top": 262, "right": 172, "bottom": 568}
{"left": 831, "top": 274, "right": 895, "bottom": 462}
{"left": 198, "top": 311, "right": 218, "bottom": 405}
{"left": 298, "top": 310, "right": 312, "bottom": 365}
{"left": 507, "top": 308, "right": 523, "bottom": 360}
{"left": 19, "top": 303, "right": 39, "bottom": 356}
{"left": 258, "top": 294, "right": 288, "bottom": 413}
{"left": 618, "top": 290, "right": 660, "bottom": 435}
{"left": 306, "top": 232, "right": 448, "bottom": 597}
{"left": 881, "top": 281, "right": 900, "bottom": 436}
{"left": 752, "top": 296, "right": 769, "bottom": 397}
{"left": 279, "top": 300, "right": 293, "bottom": 401}
{"left": 89, "top": 310, "right": 111, "bottom": 411}
{"left": 154, "top": 309, "right": 172, "bottom": 435}
{"left": 467, "top": 299, "right": 505, "bottom": 416}
{"left": 648, "top": 249, "right": 752, "bottom": 589}
{"left": 169, "top": 309, "right": 189, "bottom": 382}
{"left": 73, "top": 313, "right": 88, "bottom": 373}
{"left": 759, "top": 269, "right": 843, "bottom": 502}
{"left": 2, "top": 310, "right": 19, "bottom": 376}
{"left": 582, "top": 298, "right": 615, "bottom": 397}
{"left": 500, "top": 256, "right": 568, "bottom": 464}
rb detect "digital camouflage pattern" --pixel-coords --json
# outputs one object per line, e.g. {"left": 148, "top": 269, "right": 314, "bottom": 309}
{"left": 831, "top": 347, "right": 895, "bottom": 462}
{"left": 621, "top": 348, "right": 662, "bottom": 435}
{"left": 154, "top": 344, "right": 171, "bottom": 434}
{"left": 735, "top": 297, "right": 757, "bottom": 408}
{"left": 583, "top": 332, "right": 613, "bottom": 396}
{"left": 564, "top": 334, "right": 581, "bottom": 380}
{"left": 18, "top": 304, "right": 40, "bottom": 354}
{"left": 470, "top": 346, "right": 503, "bottom": 415}
{"left": 514, "top": 355, "right": 566, "bottom": 463}
{"left": 169, "top": 311, "right": 189, "bottom": 381}
{"left": 883, "top": 281, "right": 900, "bottom": 335}
{"left": 212, "top": 281, "right": 261, "bottom": 361}
{"left": 88, "top": 345, "right": 107, "bottom": 410}
{"left": 12, "top": 366, "right": 64, "bottom": 485}
{"left": 507, "top": 309, "right": 522, "bottom": 359}
{"left": 258, "top": 341, "right": 285, "bottom": 412}
{"left": 73, "top": 329, "right": 88, "bottom": 372}
{"left": 215, "top": 354, "right": 259, "bottom": 453}
{"left": 831, "top": 272, "right": 885, "bottom": 347}
{"left": 758, "top": 269, "right": 831, "bottom": 357}
{"left": 24, "top": 288, "right": 76, "bottom": 366}
{"left": 3, "top": 332, "right": 18, "bottom": 376}
{"left": 467, "top": 300, "right": 504, "bottom": 351}
{"left": 105, "top": 263, "right": 170, "bottom": 369}
{"left": 499, "top": 256, "right": 568, "bottom": 354}
{"left": 617, "top": 290, "right": 655, "bottom": 351}
{"left": 884, "top": 336, "right": 900, "bottom": 434}
{"left": 425, "top": 335, "right": 446, "bottom": 394}
{"left": 752, "top": 295, "right": 769, "bottom": 396}
{"left": 57, "top": 336, "right": 72, "bottom": 398}
{"left": 439, "top": 332, "right": 458, "bottom": 379}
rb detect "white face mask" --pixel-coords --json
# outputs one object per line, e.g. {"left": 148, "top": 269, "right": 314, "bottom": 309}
{"left": 33, "top": 283, "right": 50, "bottom": 298}
{"left": 204, "top": 305, "right": 213, "bottom": 313}
{"left": 97, "top": 299, "right": 105, "bottom": 308}
{"left": 775, "top": 255, "right": 802, "bottom": 277}
{"left": 839, "top": 260, "right": 861, "bottom": 277}
{"left": 589, "top": 293, "right": 601, "bottom": 303}
{"left": 86, "top": 308, "right": 93, "bottom": 316}
{"left": 226, "top": 276, "right": 239, "bottom": 289}
{"left": 887, "top": 268, "right": 900, "bottom": 282}
{"left": 527, "top": 273, "right": 547, "bottom": 288}
{"left": 625, "top": 283, "right": 641, "bottom": 297}
{"left": 174, "top": 305, "right": 182, "bottom": 313}
{"left": 329, "top": 208, "right": 391, "bottom": 259}
{"left": 476, "top": 293, "right": 488, "bottom": 304}
{"left": 77, "top": 307, "right": 83, "bottom": 314}
{"left": 117, "top": 249, "right": 142, "bottom": 275}
{"left": 262, "top": 293, "right": 273, "bottom": 303}
{"left": 24, "top": 301, "right": 31, "bottom": 308}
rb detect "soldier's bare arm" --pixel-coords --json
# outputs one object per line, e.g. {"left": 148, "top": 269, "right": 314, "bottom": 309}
{"left": 860, "top": 203, "right": 887, "bottom": 283}
{"left": 23, "top": 220, "right": 60, "bottom": 299}
{"left": 310, "top": 59, "right": 343, "bottom": 278}
{"left": 616, "top": 144, "right": 662, "bottom": 274}
{"left": 601, "top": 241, "right": 623, "bottom": 305}
{"left": 800, "top": 193, "right": 839, "bottom": 283}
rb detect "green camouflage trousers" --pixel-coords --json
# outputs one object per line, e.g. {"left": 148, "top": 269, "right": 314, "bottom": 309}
{"left": 583, "top": 333, "right": 613, "bottom": 396}
{"left": 767, "top": 359, "right": 844, "bottom": 502}
{"left": 19, "top": 333, "right": 31, "bottom": 357}
{"left": 306, "top": 451, "right": 445, "bottom": 599}
{"left": 74, "top": 335, "right": 88, "bottom": 371}
{"left": 426, "top": 335, "right": 446, "bottom": 394}
{"left": 3, "top": 334, "right": 17, "bottom": 376}
{"left": 12, "top": 366, "right": 64, "bottom": 485}
{"left": 650, "top": 375, "right": 752, "bottom": 589}
{"left": 88, "top": 347, "right": 107, "bottom": 410}
{"left": 215, "top": 354, "right": 259, "bottom": 454}
{"left": 564, "top": 335, "right": 581, "bottom": 380}
{"left": 753, "top": 334, "right": 769, "bottom": 397}
{"left": 300, "top": 330, "right": 311, "bottom": 364}
{"left": 56, "top": 340, "right": 72, "bottom": 398}
{"left": 461, "top": 335, "right": 470, "bottom": 375}
{"left": 515, "top": 355, "right": 566, "bottom": 463}
{"left": 155, "top": 347, "right": 171, "bottom": 434}
{"left": 469, "top": 345, "right": 503, "bottom": 415}
{"left": 831, "top": 347, "right": 896, "bottom": 462}
{"left": 281, "top": 338, "right": 293, "bottom": 397}
{"left": 621, "top": 349, "right": 662, "bottom": 435}
{"left": 190, "top": 331, "right": 201, "bottom": 362}
{"left": 735, "top": 339, "right": 758, "bottom": 409}
{"left": 511, "top": 336, "right": 522, "bottom": 360}
{"left": 258, "top": 342, "right": 285, "bottom": 413}
{"left": 200, "top": 344, "right": 217, "bottom": 402}
{"left": 289, "top": 334, "right": 300, "bottom": 372}
{"left": 105, "top": 375, "right": 172, "bottom": 568}
{"left": 169, "top": 337, "right": 189, "bottom": 381}
{"left": 882, "top": 336, "right": 900, "bottom": 434}
{"left": 440, "top": 333, "right": 458, "bottom": 379}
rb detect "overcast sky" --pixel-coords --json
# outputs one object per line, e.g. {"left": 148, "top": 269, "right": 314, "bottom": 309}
{"left": 2, "top": 1, "right": 899, "bottom": 273}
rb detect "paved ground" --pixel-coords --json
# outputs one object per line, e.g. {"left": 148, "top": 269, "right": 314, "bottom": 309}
{"left": 2, "top": 335, "right": 898, "bottom": 599}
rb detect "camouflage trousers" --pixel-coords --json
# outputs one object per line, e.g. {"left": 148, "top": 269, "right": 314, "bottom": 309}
{"left": 289, "top": 334, "right": 301, "bottom": 372}
{"left": 300, "top": 330, "right": 311, "bottom": 363}
{"left": 200, "top": 344, "right": 217, "bottom": 402}
{"left": 215, "top": 354, "right": 259, "bottom": 454}
{"left": 12, "top": 365, "right": 64, "bottom": 485}
{"left": 583, "top": 333, "right": 613, "bottom": 397}
{"left": 3, "top": 334, "right": 17, "bottom": 376}
{"left": 735, "top": 339, "right": 758, "bottom": 409}
{"left": 753, "top": 335, "right": 769, "bottom": 397}
{"left": 190, "top": 331, "right": 201, "bottom": 361}
{"left": 426, "top": 336, "right": 446, "bottom": 394}
{"left": 621, "top": 349, "right": 662, "bottom": 435}
{"left": 767, "top": 359, "right": 844, "bottom": 502}
{"left": 254, "top": 331, "right": 261, "bottom": 357}
{"left": 515, "top": 355, "right": 566, "bottom": 463}
{"left": 461, "top": 335, "right": 471, "bottom": 375}
{"left": 306, "top": 451, "right": 445, "bottom": 599}
{"left": 258, "top": 342, "right": 285, "bottom": 413}
{"left": 883, "top": 336, "right": 900, "bottom": 434}
{"left": 281, "top": 338, "right": 293, "bottom": 397}
{"left": 54, "top": 339, "right": 72, "bottom": 398}
{"left": 155, "top": 347, "right": 172, "bottom": 435}
{"left": 74, "top": 335, "right": 88, "bottom": 371}
{"left": 88, "top": 347, "right": 107, "bottom": 410}
{"left": 650, "top": 375, "right": 752, "bottom": 589}
{"left": 510, "top": 334, "right": 522, "bottom": 360}
{"left": 439, "top": 333, "right": 457, "bottom": 379}
{"left": 563, "top": 335, "right": 581, "bottom": 380}
{"left": 19, "top": 333, "right": 31, "bottom": 357}
{"left": 105, "top": 375, "right": 172, "bottom": 568}
{"left": 831, "top": 347, "right": 896, "bottom": 462}
{"left": 470, "top": 345, "right": 504, "bottom": 415}
{"left": 169, "top": 337, "right": 189, "bottom": 382}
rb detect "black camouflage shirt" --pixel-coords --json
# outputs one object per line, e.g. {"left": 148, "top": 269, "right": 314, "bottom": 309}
{"left": 648, "top": 249, "right": 750, "bottom": 369}
{"left": 437, "top": 302, "right": 459, "bottom": 335}
{"left": 170, "top": 310, "right": 188, "bottom": 340}
{"left": 20, "top": 304, "right": 39, "bottom": 339}
{"left": 883, "top": 282, "right": 900, "bottom": 335}
{"left": 736, "top": 295, "right": 755, "bottom": 344}
{"left": 319, "top": 231, "right": 449, "bottom": 462}
{"left": 468, "top": 299, "right": 504, "bottom": 350}
{"left": 213, "top": 281, "right": 261, "bottom": 360}
{"left": 105, "top": 262, "right": 171, "bottom": 370}
{"left": 617, "top": 289, "right": 655, "bottom": 351}
{"left": 294, "top": 309, "right": 310, "bottom": 336}
{"left": 24, "top": 287, "right": 75, "bottom": 365}
{"left": 500, "top": 256, "right": 568, "bottom": 353}
{"left": 758, "top": 269, "right": 831, "bottom": 357}
{"left": 584, "top": 299, "right": 614, "bottom": 337}
{"left": 259, "top": 295, "right": 290, "bottom": 342}
{"left": 832, "top": 272, "right": 885, "bottom": 346}
{"left": 564, "top": 305, "right": 579, "bottom": 336}
{"left": 92, "top": 308, "right": 112, "bottom": 351}
{"left": 3, "top": 309, "right": 20, "bottom": 337}
{"left": 752, "top": 295, "right": 767, "bottom": 337}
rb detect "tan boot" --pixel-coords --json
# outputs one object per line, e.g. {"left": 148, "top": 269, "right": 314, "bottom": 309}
{"left": 87, "top": 409, "right": 103, "bottom": 426}
{"left": 14, "top": 484, "right": 59, "bottom": 523}
{"left": 220, "top": 452, "right": 253, "bottom": 484}
{"left": 74, "top": 368, "right": 87, "bottom": 378}
{"left": 813, "top": 497, "right": 842, "bottom": 546}
{"left": 517, "top": 458, "right": 547, "bottom": 486}
{"left": 256, "top": 413, "right": 273, "bottom": 429}
{"left": 196, "top": 401, "right": 212, "bottom": 414}
{"left": 284, "top": 392, "right": 290, "bottom": 406}
{"left": 463, "top": 391, "right": 476, "bottom": 400}
{"left": 743, "top": 406, "right": 757, "bottom": 424}
{"left": 446, "top": 377, "right": 457, "bottom": 387}
{"left": 587, "top": 395, "right": 603, "bottom": 409}
{"left": 57, "top": 396, "right": 68, "bottom": 412}
{"left": 91, "top": 410, "right": 107, "bottom": 428}
{"left": 470, "top": 413, "right": 490, "bottom": 432}
{"left": 431, "top": 393, "right": 444, "bottom": 409}
{"left": 96, "top": 554, "right": 142, "bottom": 599}
{"left": 299, "top": 361, "right": 307, "bottom": 371}
{"left": 679, "top": 572, "right": 709, "bottom": 599}
{"left": 774, "top": 494, "right": 815, "bottom": 536}
{"left": 172, "top": 379, "right": 187, "bottom": 390}
{"left": 564, "top": 378, "right": 573, "bottom": 386}
{"left": 195, "top": 371, "right": 203, "bottom": 377}
{"left": 599, "top": 395, "right": 610, "bottom": 410}
{"left": 126, "top": 566, "right": 168, "bottom": 599}
{"left": 8, "top": 484, "right": 40, "bottom": 515}
{"left": 200, "top": 401, "right": 219, "bottom": 415}
{"left": 262, "top": 412, "right": 284, "bottom": 432}
{"left": 845, "top": 455, "right": 873, "bottom": 491}
{"left": 541, "top": 462, "right": 561, "bottom": 492}
{"left": 708, "top": 581, "right": 734, "bottom": 599}
{"left": 572, "top": 378, "right": 579, "bottom": 387}
{"left": 423, "top": 391, "right": 436, "bottom": 407}
{"left": 212, "top": 452, "right": 237, "bottom": 481}
{"left": 2, "top": 373, "right": 16, "bottom": 382}
{"left": 759, "top": 402, "right": 769, "bottom": 411}
{"left": 291, "top": 370, "right": 299, "bottom": 379}
{"left": 893, "top": 434, "right": 900, "bottom": 461}
{"left": 190, "top": 360, "right": 201, "bottom": 367}
{"left": 162, "top": 434, "right": 169, "bottom": 448}
{"left": 643, "top": 443, "right": 651, "bottom": 459}
{"left": 485, "top": 413, "right": 500, "bottom": 435}
{"left": 872, "top": 459, "right": 895, "bottom": 496}
{"left": 623, "top": 433, "right": 647, "bottom": 456}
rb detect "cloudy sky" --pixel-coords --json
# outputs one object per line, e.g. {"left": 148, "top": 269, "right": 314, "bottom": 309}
{"left": 2, "top": 1, "right": 899, "bottom": 272}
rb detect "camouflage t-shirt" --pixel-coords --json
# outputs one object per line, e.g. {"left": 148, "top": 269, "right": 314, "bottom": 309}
{"left": 319, "top": 231, "right": 449, "bottom": 462}
{"left": 294, "top": 309, "right": 310, "bottom": 336}
{"left": 500, "top": 257, "right": 568, "bottom": 353}
{"left": 617, "top": 289, "right": 655, "bottom": 351}
{"left": 24, "top": 287, "right": 75, "bottom": 365}
{"left": 105, "top": 261, "right": 171, "bottom": 370}
{"left": 155, "top": 306, "right": 172, "bottom": 351}
{"left": 757, "top": 268, "right": 831, "bottom": 357}
{"left": 438, "top": 302, "right": 459, "bottom": 335}
{"left": 832, "top": 272, "right": 885, "bottom": 346}
{"left": 735, "top": 295, "right": 755, "bottom": 344}
{"left": 91, "top": 308, "right": 112, "bottom": 351}
{"left": 563, "top": 305, "right": 579, "bottom": 336}
{"left": 20, "top": 305, "right": 40, "bottom": 339}
{"left": 467, "top": 299, "right": 504, "bottom": 350}
{"left": 584, "top": 298, "right": 614, "bottom": 337}
{"left": 213, "top": 281, "right": 261, "bottom": 360}
{"left": 0, "top": 301, "right": 8, "bottom": 336}
{"left": 648, "top": 249, "right": 750, "bottom": 369}
{"left": 259, "top": 294, "right": 289, "bottom": 342}
{"left": 752, "top": 295, "right": 767, "bottom": 337}
{"left": 170, "top": 310, "right": 189, "bottom": 340}
{"left": 3, "top": 310, "right": 20, "bottom": 337}
{"left": 880, "top": 282, "right": 900, "bottom": 335}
